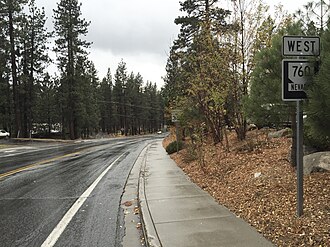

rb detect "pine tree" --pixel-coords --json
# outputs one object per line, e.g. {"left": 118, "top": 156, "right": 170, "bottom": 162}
{"left": 174, "top": 0, "right": 231, "bottom": 50}
{"left": 164, "top": 0, "right": 230, "bottom": 105}
{"left": 245, "top": 32, "right": 291, "bottom": 128}
{"left": 0, "top": 7, "right": 11, "bottom": 131}
{"left": 34, "top": 73, "right": 60, "bottom": 135}
{"left": 99, "top": 68, "right": 113, "bottom": 134}
{"left": 113, "top": 60, "right": 128, "bottom": 135}
{"left": 130, "top": 73, "right": 144, "bottom": 135}
{"left": 163, "top": 47, "right": 186, "bottom": 105}
{"left": 184, "top": 23, "right": 232, "bottom": 144}
{"left": 245, "top": 21, "right": 304, "bottom": 166}
{"left": 295, "top": 1, "right": 330, "bottom": 35}
{"left": 164, "top": 0, "right": 232, "bottom": 144}
{"left": 0, "top": 0, "right": 28, "bottom": 137}
{"left": 74, "top": 59, "right": 100, "bottom": 138}
{"left": 53, "top": 0, "right": 91, "bottom": 139}
{"left": 144, "top": 82, "right": 155, "bottom": 133}
{"left": 306, "top": 21, "right": 330, "bottom": 150}
{"left": 19, "top": 0, "right": 51, "bottom": 137}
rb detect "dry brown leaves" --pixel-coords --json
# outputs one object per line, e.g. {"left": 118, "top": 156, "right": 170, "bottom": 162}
{"left": 165, "top": 130, "right": 330, "bottom": 247}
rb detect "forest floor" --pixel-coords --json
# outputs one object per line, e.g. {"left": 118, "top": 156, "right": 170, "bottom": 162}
{"left": 163, "top": 129, "right": 330, "bottom": 247}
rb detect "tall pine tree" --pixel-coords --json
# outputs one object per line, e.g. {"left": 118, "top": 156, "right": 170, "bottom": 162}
{"left": 53, "top": 0, "right": 91, "bottom": 139}
{"left": 113, "top": 60, "right": 128, "bottom": 135}
{"left": 0, "top": 4, "right": 11, "bottom": 131}
{"left": 19, "top": 0, "right": 51, "bottom": 137}
{"left": 306, "top": 21, "right": 330, "bottom": 150}
{"left": 99, "top": 68, "right": 113, "bottom": 134}
{"left": 0, "top": 0, "right": 28, "bottom": 137}
{"left": 164, "top": 0, "right": 232, "bottom": 143}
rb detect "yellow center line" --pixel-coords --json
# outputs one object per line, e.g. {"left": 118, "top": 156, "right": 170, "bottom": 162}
{"left": 0, "top": 151, "right": 81, "bottom": 179}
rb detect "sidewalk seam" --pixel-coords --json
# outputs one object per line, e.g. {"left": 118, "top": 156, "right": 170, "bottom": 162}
{"left": 153, "top": 215, "right": 232, "bottom": 225}
{"left": 147, "top": 193, "right": 210, "bottom": 199}
{"left": 146, "top": 195, "right": 209, "bottom": 201}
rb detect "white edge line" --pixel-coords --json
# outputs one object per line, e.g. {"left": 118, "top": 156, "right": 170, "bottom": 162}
{"left": 41, "top": 153, "right": 125, "bottom": 247}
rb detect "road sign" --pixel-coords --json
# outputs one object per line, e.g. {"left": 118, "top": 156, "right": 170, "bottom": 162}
{"left": 171, "top": 114, "right": 178, "bottom": 122}
{"left": 282, "top": 59, "right": 315, "bottom": 101}
{"left": 171, "top": 110, "right": 181, "bottom": 123}
{"left": 283, "top": 36, "right": 320, "bottom": 56}
{"left": 282, "top": 36, "right": 320, "bottom": 217}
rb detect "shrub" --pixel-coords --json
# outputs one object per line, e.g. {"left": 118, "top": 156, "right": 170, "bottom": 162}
{"left": 166, "top": 140, "right": 184, "bottom": 154}
{"left": 182, "top": 143, "right": 199, "bottom": 162}
{"left": 304, "top": 123, "right": 330, "bottom": 151}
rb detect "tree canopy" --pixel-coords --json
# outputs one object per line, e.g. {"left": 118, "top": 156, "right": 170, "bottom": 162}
{"left": 0, "top": 0, "right": 164, "bottom": 139}
{"left": 163, "top": 0, "right": 330, "bottom": 152}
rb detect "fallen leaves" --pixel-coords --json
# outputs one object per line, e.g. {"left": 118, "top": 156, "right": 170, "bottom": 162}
{"left": 123, "top": 200, "right": 133, "bottom": 207}
{"left": 166, "top": 130, "right": 330, "bottom": 247}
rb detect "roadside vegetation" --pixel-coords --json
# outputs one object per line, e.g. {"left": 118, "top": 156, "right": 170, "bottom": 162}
{"left": 163, "top": 1, "right": 330, "bottom": 246}
{"left": 164, "top": 129, "right": 330, "bottom": 246}
{"left": 163, "top": 0, "right": 330, "bottom": 163}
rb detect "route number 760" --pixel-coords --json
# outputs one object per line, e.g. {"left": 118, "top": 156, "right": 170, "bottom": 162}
{"left": 292, "top": 65, "right": 312, "bottom": 77}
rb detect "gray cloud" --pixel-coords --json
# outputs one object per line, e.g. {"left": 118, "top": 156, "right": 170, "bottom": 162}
{"left": 35, "top": 0, "right": 305, "bottom": 87}
{"left": 82, "top": 0, "right": 180, "bottom": 56}
{"left": 35, "top": 0, "right": 180, "bottom": 86}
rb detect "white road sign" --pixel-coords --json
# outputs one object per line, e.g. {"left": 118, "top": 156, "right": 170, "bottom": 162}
{"left": 282, "top": 59, "right": 316, "bottom": 101}
{"left": 171, "top": 114, "right": 178, "bottom": 122}
{"left": 283, "top": 36, "right": 320, "bottom": 56}
{"left": 171, "top": 110, "right": 182, "bottom": 123}
{"left": 288, "top": 61, "right": 314, "bottom": 91}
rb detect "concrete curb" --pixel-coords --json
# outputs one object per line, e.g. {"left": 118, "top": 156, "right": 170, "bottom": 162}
{"left": 134, "top": 139, "right": 274, "bottom": 247}
{"left": 138, "top": 143, "right": 162, "bottom": 247}
{"left": 120, "top": 148, "right": 145, "bottom": 247}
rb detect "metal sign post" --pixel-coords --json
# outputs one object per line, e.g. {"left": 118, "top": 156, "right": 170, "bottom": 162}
{"left": 296, "top": 100, "right": 304, "bottom": 217}
{"left": 282, "top": 58, "right": 309, "bottom": 216}
{"left": 175, "top": 122, "right": 179, "bottom": 153}
{"left": 171, "top": 110, "right": 181, "bottom": 153}
{"left": 282, "top": 36, "right": 320, "bottom": 217}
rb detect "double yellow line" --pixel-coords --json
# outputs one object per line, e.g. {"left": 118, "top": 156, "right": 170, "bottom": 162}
{"left": 0, "top": 151, "right": 81, "bottom": 179}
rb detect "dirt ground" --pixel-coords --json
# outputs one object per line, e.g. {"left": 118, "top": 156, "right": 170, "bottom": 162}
{"left": 163, "top": 129, "right": 330, "bottom": 247}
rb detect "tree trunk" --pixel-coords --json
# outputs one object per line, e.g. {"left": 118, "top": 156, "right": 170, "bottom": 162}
{"left": 28, "top": 25, "right": 35, "bottom": 138}
{"left": 9, "top": 9, "right": 21, "bottom": 137}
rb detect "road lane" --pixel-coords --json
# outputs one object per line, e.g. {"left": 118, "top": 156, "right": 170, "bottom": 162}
{"left": 0, "top": 152, "right": 81, "bottom": 179}
{"left": 41, "top": 153, "right": 125, "bottom": 247}
{"left": 0, "top": 136, "right": 158, "bottom": 247}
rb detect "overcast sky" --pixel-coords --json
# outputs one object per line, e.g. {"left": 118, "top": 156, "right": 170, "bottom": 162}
{"left": 35, "top": 0, "right": 311, "bottom": 88}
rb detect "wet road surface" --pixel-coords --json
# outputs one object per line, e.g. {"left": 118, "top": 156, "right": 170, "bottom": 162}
{"left": 0, "top": 136, "right": 157, "bottom": 247}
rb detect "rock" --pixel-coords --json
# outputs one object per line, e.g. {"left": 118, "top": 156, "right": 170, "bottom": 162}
{"left": 254, "top": 172, "right": 262, "bottom": 178}
{"left": 247, "top": 123, "right": 257, "bottom": 131}
{"left": 268, "top": 128, "right": 291, "bottom": 138}
{"left": 303, "top": 152, "right": 330, "bottom": 175}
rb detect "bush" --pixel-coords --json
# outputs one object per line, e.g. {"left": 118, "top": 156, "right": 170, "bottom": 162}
{"left": 182, "top": 143, "right": 199, "bottom": 162}
{"left": 304, "top": 123, "right": 330, "bottom": 151}
{"left": 166, "top": 140, "right": 184, "bottom": 154}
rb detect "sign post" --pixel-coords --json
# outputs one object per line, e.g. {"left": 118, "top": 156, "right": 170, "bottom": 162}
{"left": 296, "top": 99, "right": 304, "bottom": 216}
{"left": 171, "top": 110, "right": 181, "bottom": 153}
{"left": 282, "top": 36, "right": 320, "bottom": 217}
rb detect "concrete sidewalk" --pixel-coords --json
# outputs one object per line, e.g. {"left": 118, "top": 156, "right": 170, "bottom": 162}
{"left": 138, "top": 140, "right": 274, "bottom": 247}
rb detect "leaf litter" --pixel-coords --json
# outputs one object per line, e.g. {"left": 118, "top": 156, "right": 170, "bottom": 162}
{"left": 164, "top": 130, "right": 330, "bottom": 246}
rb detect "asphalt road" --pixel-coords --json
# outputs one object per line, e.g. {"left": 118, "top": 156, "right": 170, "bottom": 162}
{"left": 0, "top": 136, "right": 159, "bottom": 247}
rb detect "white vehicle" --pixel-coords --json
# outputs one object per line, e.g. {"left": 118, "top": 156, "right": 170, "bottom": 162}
{"left": 0, "top": 129, "right": 10, "bottom": 138}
